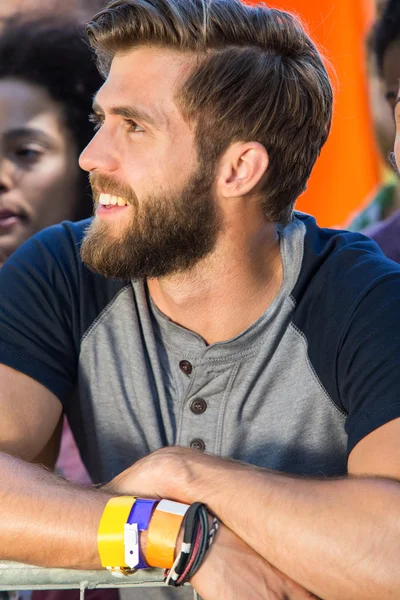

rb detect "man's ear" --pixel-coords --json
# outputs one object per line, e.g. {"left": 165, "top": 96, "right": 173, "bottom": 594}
{"left": 216, "top": 142, "right": 269, "bottom": 198}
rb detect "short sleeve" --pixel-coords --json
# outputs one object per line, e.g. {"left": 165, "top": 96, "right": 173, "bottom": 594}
{"left": 291, "top": 218, "right": 400, "bottom": 458}
{"left": 337, "top": 269, "right": 400, "bottom": 454}
{"left": 0, "top": 223, "right": 82, "bottom": 404}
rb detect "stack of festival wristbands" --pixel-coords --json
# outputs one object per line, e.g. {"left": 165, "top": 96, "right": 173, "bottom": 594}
{"left": 98, "top": 497, "right": 219, "bottom": 584}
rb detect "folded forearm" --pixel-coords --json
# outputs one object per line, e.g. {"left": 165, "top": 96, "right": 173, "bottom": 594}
{"left": 190, "top": 522, "right": 318, "bottom": 600}
{"left": 0, "top": 452, "right": 112, "bottom": 569}
{"left": 191, "top": 463, "right": 400, "bottom": 600}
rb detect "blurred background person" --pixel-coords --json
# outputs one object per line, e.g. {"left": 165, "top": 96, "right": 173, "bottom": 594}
{"left": 0, "top": 15, "right": 100, "bottom": 269}
{"left": 359, "top": 0, "right": 400, "bottom": 262}
{"left": 348, "top": 0, "right": 400, "bottom": 232}
{"left": 0, "top": 13, "right": 118, "bottom": 600}
{"left": 0, "top": 11, "right": 98, "bottom": 479}
{"left": 0, "top": 0, "right": 104, "bottom": 23}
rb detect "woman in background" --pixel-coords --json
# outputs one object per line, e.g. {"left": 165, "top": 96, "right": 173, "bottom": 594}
{"left": 0, "top": 16, "right": 100, "bottom": 267}
{"left": 0, "top": 15, "right": 101, "bottom": 485}
{"left": 0, "top": 17, "right": 116, "bottom": 600}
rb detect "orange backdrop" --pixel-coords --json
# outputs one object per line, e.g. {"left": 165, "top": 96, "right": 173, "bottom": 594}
{"left": 247, "top": 0, "right": 381, "bottom": 227}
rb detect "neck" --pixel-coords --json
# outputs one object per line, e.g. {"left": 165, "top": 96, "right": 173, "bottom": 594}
{"left": 147, "top": 221, "right": 283, "bottom": 345}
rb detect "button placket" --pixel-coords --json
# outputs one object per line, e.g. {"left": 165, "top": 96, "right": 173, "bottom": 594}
{"left": 177, "top": 361, "right": 236, "bottom": 454}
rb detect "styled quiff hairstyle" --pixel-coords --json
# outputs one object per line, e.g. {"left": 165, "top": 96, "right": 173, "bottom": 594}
{"left": 87, "top": 0, "right": 332, "bottom": 224}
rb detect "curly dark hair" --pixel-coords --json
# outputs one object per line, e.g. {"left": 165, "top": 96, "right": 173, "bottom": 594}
{"left": 371, "top": 0, "right": 400, "bottom": 76}
{"left": 0, "top": 15, "right": 104, "bottom": 220}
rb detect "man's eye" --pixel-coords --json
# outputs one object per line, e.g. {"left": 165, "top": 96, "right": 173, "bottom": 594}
{"left": 125, "top": 120, "right": 144, "bottom": 133}
{"left": 88, "top": 113, "right": 104, "bottom": 131}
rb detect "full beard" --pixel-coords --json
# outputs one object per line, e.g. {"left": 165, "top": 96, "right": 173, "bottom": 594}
{"left": 80, "top": 165, "right": 223, "bottom": 281}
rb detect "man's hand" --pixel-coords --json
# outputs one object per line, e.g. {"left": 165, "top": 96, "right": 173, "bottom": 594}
{"left": 191, "top": 522, "right": 317, "bottom": 600}
{"left": 109, "top": 444, "right": 400, "bottom": 600}
{"left": 107, "top": 446, "right": 237, "bottom": 505}
{"left": 109, "top": 448, "right": 317, "bottom": 599}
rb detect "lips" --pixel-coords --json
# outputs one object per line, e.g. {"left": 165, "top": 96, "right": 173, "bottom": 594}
{"left": 0, "top": 210, "right": 23, "bottom": 231}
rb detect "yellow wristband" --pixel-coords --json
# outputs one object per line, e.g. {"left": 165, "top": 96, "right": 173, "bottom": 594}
{"left": 98, "top": 496, "right": 136, "bottom": 569}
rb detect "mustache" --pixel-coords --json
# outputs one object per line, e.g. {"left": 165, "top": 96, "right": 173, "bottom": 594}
{"left": 89, "top": 173, "right": 138, "bottom": 205}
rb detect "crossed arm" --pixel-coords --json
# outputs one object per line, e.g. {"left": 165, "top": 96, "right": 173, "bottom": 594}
{"left": 110, "top": 420, "right": 400, "bottom": 600}
{"left": 2, "top": 365, "right": 400, "bottom": 599}
{"left": 0, "top": 365, "right": 316, "bottom": 599}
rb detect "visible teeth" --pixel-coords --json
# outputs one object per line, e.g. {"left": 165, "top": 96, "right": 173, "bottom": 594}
{"left": 98, "top": 193, "right": 129, "bottom": 206}
{"left": 99, "top": 193, "right": 111, "bottom": 205}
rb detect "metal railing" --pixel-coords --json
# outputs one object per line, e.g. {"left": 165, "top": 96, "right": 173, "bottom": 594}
{"left": 0, "top": 563, "right": 200, "bottom": 599}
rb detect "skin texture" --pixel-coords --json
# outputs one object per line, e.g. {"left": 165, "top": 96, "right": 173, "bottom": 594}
{"left": 0, "top": 78, "right": 80, "bottom": 266}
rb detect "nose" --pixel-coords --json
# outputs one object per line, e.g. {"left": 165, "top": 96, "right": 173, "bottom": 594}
{"left": 0, "top": 156, "right": 15, "bottom": 193}
{"left": 79, "top": 128, "right": 119, "bottom": 174}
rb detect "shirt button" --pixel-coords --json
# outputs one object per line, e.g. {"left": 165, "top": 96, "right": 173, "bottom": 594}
{"left": 179, "top": 360, "right": 192, "bottom": 375}
{"left": 190, "top": 398, "right": 207, "bottom": 414}
{"left": 189, "top": 438, "right": 206, "bottom": 452}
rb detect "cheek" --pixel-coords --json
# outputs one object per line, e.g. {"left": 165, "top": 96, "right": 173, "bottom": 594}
{"left": 23, "top": 157, "right": 80, "bottom": 223}
{"left": 127, "top": 133, "right": 198, "bottom": 194}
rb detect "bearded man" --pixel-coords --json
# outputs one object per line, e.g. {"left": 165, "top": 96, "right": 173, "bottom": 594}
{"left": 0, "top": 1, "right": 400, "bottom": 599}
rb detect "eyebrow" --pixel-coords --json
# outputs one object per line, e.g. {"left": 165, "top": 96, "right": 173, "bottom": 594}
{"left": 3, "top": 128, "right": 54, "bottom": 145}
{"left": 92, "top": 99, "right": 166, "bottom": 129}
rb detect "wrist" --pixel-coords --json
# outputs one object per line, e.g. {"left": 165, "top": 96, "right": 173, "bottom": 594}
{"left": 97, "top": 497, "right": 190, "bottom": 575}
{"left": 97, "top": 496, "right": 217, "bottom": 582}
{"left": 165, "top": 503, "right": 219, "bottom": 587}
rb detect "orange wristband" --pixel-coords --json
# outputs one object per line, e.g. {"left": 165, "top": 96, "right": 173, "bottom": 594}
{"left": 144, "top": 500, "right": 189, "bottom": 568}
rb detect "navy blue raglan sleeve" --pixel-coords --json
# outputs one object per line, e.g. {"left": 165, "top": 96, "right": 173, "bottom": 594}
{"left": 336, "top": 259, "right": 400, "bottom": 454}
{"left": 292, "top": 215, "right": 400, "bottom": 457}
{"left": 0, "top": 222, "right": 86, "bottom": 405}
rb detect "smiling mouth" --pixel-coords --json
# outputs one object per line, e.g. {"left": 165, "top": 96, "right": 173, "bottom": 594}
{"left": 98, "top": 193, "right": 130, "bottom": 207}
{"left": 0, "top": 210, "right": 24, "bottom": 231}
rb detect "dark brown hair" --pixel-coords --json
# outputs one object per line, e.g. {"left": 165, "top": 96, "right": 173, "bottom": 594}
{"left": 87, "top": 0, "right": 332, "bottom": 224}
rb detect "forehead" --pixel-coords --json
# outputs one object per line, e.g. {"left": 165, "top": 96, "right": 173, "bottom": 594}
{"left": 0, "top": 78, "right": 66, "bottom": 139}
{"left": 96, "top": 46, "right": 193, "bottom": 122}
{"left": 0, "top": 78, "right": 59, "bottom": 123}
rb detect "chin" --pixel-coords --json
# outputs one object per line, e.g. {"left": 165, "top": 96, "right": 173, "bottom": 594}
{"left": 90, "top": 217, "right": 122, "bottom": 242}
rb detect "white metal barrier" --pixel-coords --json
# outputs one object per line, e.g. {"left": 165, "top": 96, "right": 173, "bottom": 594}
{"left": 0, "top": 563, "right": 200, "bottom": 599}
{"left": 0, "top": 562, "right": 164, "bottom": 590}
